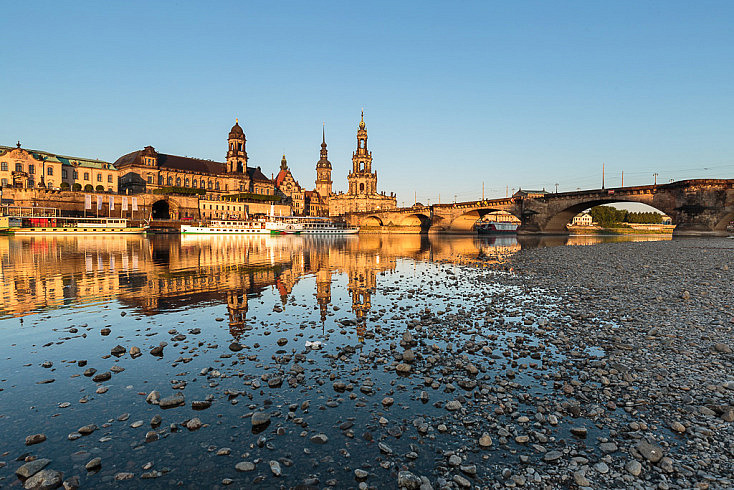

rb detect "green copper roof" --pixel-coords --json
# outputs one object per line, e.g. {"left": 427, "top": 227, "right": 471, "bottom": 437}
{"left": 0, "top": 145, "right": 116, "bottom": 170}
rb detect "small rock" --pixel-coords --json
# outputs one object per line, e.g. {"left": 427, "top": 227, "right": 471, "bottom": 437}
{"left": 235, "top": 461, "right": 255, "bottom": 472}
{"left": 625, "top": 459, "right": 642, "bottom": 476}
{"left": 25, "top": 434, "right": 46, "bottom": 446}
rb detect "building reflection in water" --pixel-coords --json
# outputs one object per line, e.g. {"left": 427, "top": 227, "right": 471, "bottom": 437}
{"left": 0, "top": 234, "right": 525, "bottom": 340}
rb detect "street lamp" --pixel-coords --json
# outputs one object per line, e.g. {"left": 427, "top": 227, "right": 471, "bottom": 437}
{"left": 653, "top": 173, "right": 658, "bottom": 185}
{"left": 555, "top": 183, "right": 559, "bottom": 193}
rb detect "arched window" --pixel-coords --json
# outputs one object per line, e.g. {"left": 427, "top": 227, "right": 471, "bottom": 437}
{"left": 147, "top": 175, "right": 153, "bottom": 184}
{"left": 215, "top": 182, "right": 220, "bottom": 190}
{"left": 176, "top": 177, "right": 181, "bottom": 187}
{"left": 158, "top": 175, "right": 163, "bottom": 185}
{"left": 191, "top": 180, "right": 197, "bottom": 188}
{"left": 185, "top": 178, "right": 189, "bottom": 187}
{"left": 208, "top": 180, "right": 213, "bottom": 189}
{"left": 167, "top": 176, "right": 173, "bottom": 185}
{"left": 360, "top": 183, "right": 365, "bottom": 192}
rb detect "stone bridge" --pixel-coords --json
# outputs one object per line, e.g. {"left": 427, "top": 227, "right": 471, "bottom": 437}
{"left": 346, "top": 179, "right": 734, "bottom": 236}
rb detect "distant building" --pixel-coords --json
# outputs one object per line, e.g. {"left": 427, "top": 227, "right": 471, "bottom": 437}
{"left": 328, "top": 112, "right": 397, "bottom": 216}
{"left": 661, "top": 214, "right": 672, "bottom": 225}
{"left": 274, "top": 155, "right": 305, "bottom": 215}
{"left": 513, "top": 188, "right": 548, "bottom": 199}
{"left": 0, "top": 143, "right": 118, "bottom": 192}
{"left": 572, "top": 213, "right": 594, "bottom": 226}
{"left": 115, "top": 121, "right": 275, "bottom": 197}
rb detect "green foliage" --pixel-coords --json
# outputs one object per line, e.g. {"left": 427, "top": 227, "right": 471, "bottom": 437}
{"left": 95, "top": 185, "right": 105, "bottom": 192}
{"left": 589, "top": 205, "right": 663, "bottom": 226}
{"left": 72, "top": 183, "right": 82, "bottom": 191}
{"left": 153, "top": 186, "right": 206, "bottom": 196}
{"left": 59, "top": 182, "right": 70, "bottom": 190}
{"left": 224, "top": 193, "right": 281, "bottom": 203}
{"left": 83, "top": 184, "right": 94, "bottom": 192}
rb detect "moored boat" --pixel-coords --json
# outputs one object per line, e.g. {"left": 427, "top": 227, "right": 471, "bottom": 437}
{"left": 475, "top": 221, "right": 518, "bottom": 235}
{"left": 0, "top": 206, "right": 147, "bottom": 235}
{"left": 180, "top": 218, "right": 302, "bottom": 235}
{"left": 280, "top": 216, "right": 359, "bottom": 234}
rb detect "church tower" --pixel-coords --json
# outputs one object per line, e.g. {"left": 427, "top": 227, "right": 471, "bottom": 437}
{"left": 348, "top": 111, "right": 378, "bottom": 195}
{"left": 226, "top": 119, "right": 248, "bottom": 173}
{"left": 315, "top": 124, "right": 332, "bottom": 197}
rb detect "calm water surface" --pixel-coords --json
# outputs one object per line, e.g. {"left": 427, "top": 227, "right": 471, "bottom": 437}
{"left": 0, "top": 233, "right": 670, "bottom": 488}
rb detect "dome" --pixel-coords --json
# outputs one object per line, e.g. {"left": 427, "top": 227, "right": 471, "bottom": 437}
{"left": 229, "top": 119, "right": 245, "bottom": 139}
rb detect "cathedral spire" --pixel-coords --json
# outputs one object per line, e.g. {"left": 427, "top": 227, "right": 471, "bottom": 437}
{"left": 359, "top": 109, "right": 365, "bottom": 130}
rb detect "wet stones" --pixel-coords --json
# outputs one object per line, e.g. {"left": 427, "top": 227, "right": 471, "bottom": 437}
{"left": 235, "top": 461, "right": 255, "bottom": 472}
{"left": 397, "top": 471, "right": 422, "bottom": 489}
{"left": 445, "top": 400, "right": 462, "bottom": 411}
{"left": 85, "top": 458, "right": 101, "bottom": 471}
{"left": 267, "top": 376, "right": 283, "bottom": 388}
{"left": 77, "top": 424, "right": 97, "bottom": 435}
{"left": 22, "top": 469, "right": 63, "bottom": 489}
{"left": 310, "top": 433, "right": 328, "bottom": 444}
{"left": 25, "top": 434, "right": 46, "bottom": 446}
{"left": 570, "top": 426, "right": 587, "bottom": 438}
{"left": 269, "top": 460, "right": 281, "bottom": 477}
{"left": 92, "top": 372, "right": 111, "bottom": 383}
{"left": 713, "top": 342, "right": 732, "bottom": 354}
{"left": 625, "top": 459, "right": 642, "bottom": 476}
{"left": 191, "top": 400, "right": 212, "bottom": 410}
{"left": 381, "top": 397, "right": 394, "bottom": 407}
{"left": 146, "top": 391, "right": 160, "bottom": 405}
{"left": 16, "top": 458, "right": 51, "bottom": 478}
{"left": 276, "top": 337, "right": 288, "bottom": 346}
{"left": 479, "top": 433, "right": 493, "bottom": 447}
{"left": 158, "top": 392, "right": 185, "bottom": 409}
{"left": 150, "top": 345, "right": 164, "bottom": 356}
{"left": 251, "top": 411, "right": 271, "bottom": 428}
{"left": 636, "top": 439, "right": 664, "bottom": 463}
{"left": 129, "top": 346, "right": 141, "bottom": 358}
{"left": 185, "top": 418, "right": 202, "bottom": 431}
{"left": 228, "top": 342, "right": 243, "bottom": 352}
{"left": 82, "top": 368, "right": 96, "bottom": 377}
{"left": 110, "top": 345, "right": 125, "bottom": 357}
{"left": 401, "top": 349, "right": 415, "bottom": 363}
{"left": 543, "top": 450, "right": 563, "bottom": 462}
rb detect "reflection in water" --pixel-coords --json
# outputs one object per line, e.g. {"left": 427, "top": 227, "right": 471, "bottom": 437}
{"left": 0, "top": 233, "right": 670, "bottom": 323}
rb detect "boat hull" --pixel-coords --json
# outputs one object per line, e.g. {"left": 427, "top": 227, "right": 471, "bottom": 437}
{"left": 5, "top": 227, "right": 147, "bottom": 235}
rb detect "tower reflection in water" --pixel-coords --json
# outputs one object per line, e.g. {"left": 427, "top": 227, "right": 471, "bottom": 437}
{"left": 0, "top": 234, "right": 521, "bottom": 341}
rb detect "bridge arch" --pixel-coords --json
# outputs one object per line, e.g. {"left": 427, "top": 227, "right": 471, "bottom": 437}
{"left": 362, "top": 215, "right": 384, "bottom": 227}
{"left": 449, "top": 208, "right": 520, "bottom": 233}
{"left": 398, "top": 213, "right": 431, "bottom": 231}
{"left": 541, "top": 199, "right": 672, "bottom": 233}
{"left": 714, "top": 210, "right": 734, "bottom": 233}
{"left": 151, "top": 199, "right": 171, "bottom": 220}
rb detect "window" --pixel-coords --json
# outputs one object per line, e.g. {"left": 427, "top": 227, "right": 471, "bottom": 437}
{"left": 62, "top": 169, "right": 68, "bottom": 178}
{"left": 28, "top": 165, "right": 35, "bottom": 174}
{"left": 215, "top": 182, "right": 220, "bottom": 190}
{"left": 97, "top": 174, "right": 102, "bottom": 182}
{"left": 192, "top": 180, "right": 197, "bottom": 188}
{"left": 84, "top": 172, "right": 90, "bottom": 180}
{"left": 208, "top": 181, "right": 213, "bottom": 189}
{"left": 158, "top": 175, "right": 163, "bottom": 185}
{"left": 73, "top": 170, "right": 78, "bottom": 179}
{"left": 1, "top": 178, "right": 7, "bottom": 186}
{"left": 15, "top": 163, "right": 22, "bottom": 172}
{"left": 47, "top": 167, "right": 53, "bottom": 176}
{"left": 184, "top": 178, "right": 189, "bottom": 187}
{"left": 176, "top": 177, "right": 181, "bottom": 186}
{"left": 108, "top": 174, "right": 113, "bottom": 183}
{"left": 0, "top": 162, "right": 7, "bottom": 171}
{"left": 167, "top": 176, "right": 173, "bottom": 185}
{"left": 147, "top": 175, "right": 153, "bottom": 184}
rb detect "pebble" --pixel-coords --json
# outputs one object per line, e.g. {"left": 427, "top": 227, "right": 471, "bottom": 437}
{"left": 235, "top": 461, "right": 255, "bottom": 472}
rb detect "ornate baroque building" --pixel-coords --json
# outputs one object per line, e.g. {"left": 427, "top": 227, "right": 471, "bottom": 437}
{"left": 115, "top": 120, "right": 275, "bottom": 197}
{"left": 0, "top": 143, "right": 119, "bottom": 192}
{"left": 328, "top": 112, "right": 396, "bottom": 216}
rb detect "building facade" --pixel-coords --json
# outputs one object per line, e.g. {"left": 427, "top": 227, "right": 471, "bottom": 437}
{"left": 274, "top": 155, "right": 305, "bottom": 215}
{"left": 115, "top": 121, "right": 276, "bottom": 197}
{"left": 1, "top": 143, "right": 118, "bottom": 192}
{"left": 328, "top": 112, "right": 396, "bottom": 216}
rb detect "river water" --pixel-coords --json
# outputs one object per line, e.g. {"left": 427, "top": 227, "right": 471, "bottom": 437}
{"left": 0, "top": 233, "right": 671, "bottom": 488}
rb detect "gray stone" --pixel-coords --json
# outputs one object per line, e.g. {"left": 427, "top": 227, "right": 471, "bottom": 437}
{"left": 543, "top": 450, "right": 563, "bottom": 462}
{"left": 85, "top": 458, "right": 101, "bottom": 471}
{"left": 625, "top": 459, "right": 642, "bottom": 476}
{"left": 251, "top": 411, "right": 271, "bottom": 427}
{"left": 16, "top": 458, "right": 51, "bottom": 478}
{"left": 397, "top": 471, "right": 422, "bottom": 489}
{"left": 269, "top": 460, "right": 281, "bottom": 476}
{"left": 159, "top": 393, "right": 185, "bottom": 409}
{"left": 23, "top": 469, "right": 63, "bottom": 490}
{"left": 235, "top": 461, "right": 255, "bottom": 472}
{"left": 636, "top": 439, "right": 664, "bottom": 463}
{"left": 25, "top": 434, "right": 46, "bottom": 446}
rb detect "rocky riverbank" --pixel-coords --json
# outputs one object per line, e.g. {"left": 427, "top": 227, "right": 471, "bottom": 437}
{"left": 487, "top": 237, "right": 734, "bottom": 489}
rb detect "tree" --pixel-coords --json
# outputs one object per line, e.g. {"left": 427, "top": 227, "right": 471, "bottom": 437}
{"left": 72, "top": 183, "right": 82, "bottom": 191}
{"left": 96, "top": 185, "right": 105, "bottom": 192}
{"left": 60, "top": 182, "right": 70, "bottom": 190}
{"left": 84, "top": 184, "right": 94, "bottom": 192}
{"left": 589, "top": 205, "right": 626, "bottom": 226}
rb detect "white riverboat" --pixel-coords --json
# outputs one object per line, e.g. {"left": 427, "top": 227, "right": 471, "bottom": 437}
{"left": 280, "top": 216, "right": 359, "bottom": 234}
{"left": 0, "top": 206, "right": 147, "bottom": 235}
{"left": 180, "top": 218, "right": 302, "bottom": 235}
{"left": 475, "top": 221, "right": 518, "bottom": 235}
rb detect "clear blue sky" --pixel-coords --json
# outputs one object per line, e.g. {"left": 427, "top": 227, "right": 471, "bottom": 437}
{"left": 3, "top": 1, "right": 733, "bottom": 205}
